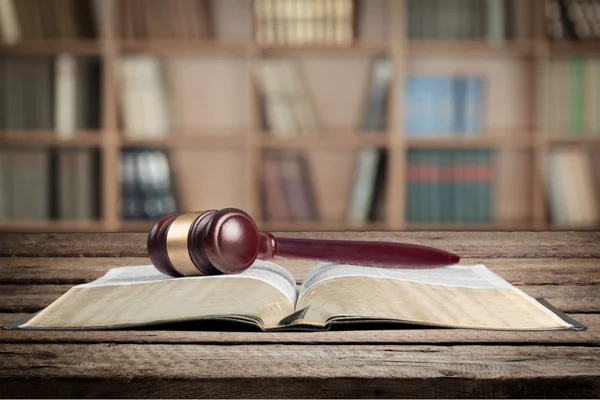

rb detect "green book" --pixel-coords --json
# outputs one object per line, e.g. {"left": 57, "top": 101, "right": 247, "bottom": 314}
{"left": 569, "top": 58, "right": 584, "bottom": 137}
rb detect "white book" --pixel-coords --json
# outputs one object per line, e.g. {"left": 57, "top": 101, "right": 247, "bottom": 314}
{"left": 55, "top": 54, "right": 78, "bottom": 138}
{"left": 0, "top": 0, "right": 20, "bottom": 45}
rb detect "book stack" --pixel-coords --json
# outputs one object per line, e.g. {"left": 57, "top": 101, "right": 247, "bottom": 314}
{"left": 544, "top": 57, "right": 600, "bottom": 137}
{"left": 118, "top": 0, "right": 212, "bottom": 40}
{"left": 0, "top": 0, "right": 98, "bottom": 44}
{"left": 404, "top": 75, "right": 484, "bottom": 137}
{"left": 253, "top": 0, "right": 356, "bottom": 46}
{"left": 405, "top": 148, "right": 495, "bottom": 224}
{"left": 545, "top": 0, "right": 600, "bottom": 41}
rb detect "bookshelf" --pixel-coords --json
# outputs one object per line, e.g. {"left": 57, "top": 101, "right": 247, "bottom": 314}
{"left": 0, "top": 0, "right": 598, "bottom": 233}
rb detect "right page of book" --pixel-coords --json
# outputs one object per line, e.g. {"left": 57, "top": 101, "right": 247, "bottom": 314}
{"left": 294, "top": 263, "right": 578, "bottom": 330}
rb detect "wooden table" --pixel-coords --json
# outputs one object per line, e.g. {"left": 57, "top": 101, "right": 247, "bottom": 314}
{"left": 0, "top": 231, "right": 599, "bottom": 398}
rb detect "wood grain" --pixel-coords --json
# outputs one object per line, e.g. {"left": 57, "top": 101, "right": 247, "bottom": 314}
{"left": 0, "top": 283, "right": 597, "bottom": 314}
{"left": 1, "top": 257, "right": 599, "bottom": 285}
{"left": 0, "top": 231, "right": 598, "bottom": 258}
{"left": 0, "top": 344, "right": 598, "bottom": 398}
{"left": 0, "top": 313, "right": 597, "bottom": 346}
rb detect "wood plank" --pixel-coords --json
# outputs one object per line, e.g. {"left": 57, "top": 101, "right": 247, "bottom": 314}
{"left": 0, "top": 283, "right": 597, "bottom": 314}
{"left": 0, "top": 232, "right": 599, "bottom": 258}
{"left": 0, "top": 313, "right": 598, "bottom": 346}
{"left": 0, "top": 257, "right": 598, "bottom": 285}
{"left": 0, "top": 344, "right": 598, "bottom": 398}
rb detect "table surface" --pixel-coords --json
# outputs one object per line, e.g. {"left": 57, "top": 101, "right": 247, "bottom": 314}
{"left": 0, "top": 230, "right": 599, "bottom": 398}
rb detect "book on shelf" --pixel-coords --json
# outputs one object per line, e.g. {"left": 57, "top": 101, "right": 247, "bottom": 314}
{"left": 404, "top": 74, "right": 484, "bottom": 137}
{"left": 0, "top": 0, "right": 99, "bottom": 44}
{"left": 5, "top": 260, "right": 585, "bottom": 331}
{"left": 406, "top": 149, "right": 495, "bottom": 224}
{"left": 545, "top": 146, "right": 599, "bottom": 227}
{"left": 545, "top": 0, "right": 600, "bottom": 41}
{"left": 253, "top": 0, "right": 356, "bottom": 46}
{"left": 0, "top": 54, "right": 101, "bottom": 132}
{"left": 545, "top": 57, "right": 600, "bottom": 137}
{"left": 0, "top": 148, "right": 100, "bottom": 222}
{"left": 117, "top": 54, "right": 171, "bottom": 139}
{"left": 120, "top": 149, "right": 179, "bottom": 221}
{"left": 118, "top": 0, "right": 212, "bottom": 40}
{"left": 407, "top": 0, "right": 531, "bottom": 43}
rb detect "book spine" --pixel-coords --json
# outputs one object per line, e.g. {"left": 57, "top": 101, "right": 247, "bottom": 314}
{"left": 463, "top": 76, "right": 483, "bottom": 136}
{"left": 569, "top": 57, "right": 584, "bottom": 137}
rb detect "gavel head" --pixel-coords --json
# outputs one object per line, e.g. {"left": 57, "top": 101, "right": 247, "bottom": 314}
{"left": 147, "top": 208, "right": 272, "bottom": 277}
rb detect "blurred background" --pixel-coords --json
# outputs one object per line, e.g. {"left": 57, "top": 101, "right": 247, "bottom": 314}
{"left": 0, "top": 0, "right": 598, "bottom": 233}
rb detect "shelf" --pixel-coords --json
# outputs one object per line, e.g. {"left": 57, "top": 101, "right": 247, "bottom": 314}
{"left": 120, "top": 133, "right": 247, "bottom": 149}
{"left": 0, "top": 220, "right": 105, "bottom": 232}
{"left": 549, "top": 41, "right": 600, "bottom": 55}
{"left": 549, "top": 222, "right": 600, "bottom": 231}
{"left": 118, "top": 40, "right": 248, "bottom": 55}
{"left": 0, "top": 131, "right": 103, "bottom": 147}
{"left": 261, "top": 132, "right": 389, "bottom": 148}
{"left": 119, "top": 220, "right": 155, "bottom": 232}
{"left": 543, "top": 135, "right": 600, "bottom": 146}
{"left": 258, "top": 42, "right": 388, "bottom": 55}
{"left": 408, "top": 40, "right": 536, "bottom": 56}
{"left": 404, "top": 221, "right": 537, "bottom": 231}
{"left": 260, "top": 220, "right": 388, "bottom": 232}
{"left": 0, "top": 40, "right": 101, "bottom": 54}
{"left": 405, "top": 135, "right": 534, "bottom": 149}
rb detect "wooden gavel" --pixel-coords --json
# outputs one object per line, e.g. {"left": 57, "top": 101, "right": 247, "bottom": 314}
{"left": 147, "top": 208, "right": 460, "bottom": 277}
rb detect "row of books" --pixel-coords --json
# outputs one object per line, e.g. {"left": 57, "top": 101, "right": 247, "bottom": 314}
{"left": 0, "top": 0, "right": 98, "bottom": 44}
{"left": 253, "top": 0, "right": 355, "bottom": 46}
{"left": 405, "top": 149, "right": 495, "bottom": 224}
{"left": 0, "top": 55, "right": 101, "bottom": 132}
{"left": 407, "top": 0, "right": 530, "bottom": 42}
{"left": 546, "top": 147, "right": 599, "bottom": 227}
{"left": 545, "top": 57, "right": 600, "bottom": 136}
{"left": 404, "top": 75, "right": 484, "bottom": 137}
{"left": 546, "top": 0, "right": 600, "bottom": 41}
{"left": 118, "top": 0, "right": 211, "bottom": 40}
{"left": 0, "top": 148, "right": 99, "bottom": 221}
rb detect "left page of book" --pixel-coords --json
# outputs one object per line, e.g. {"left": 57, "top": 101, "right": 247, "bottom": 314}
{"left": 15, "top": 261, "right": 298, "bottom": 330}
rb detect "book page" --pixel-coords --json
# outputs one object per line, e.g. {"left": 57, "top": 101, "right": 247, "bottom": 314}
{"left": 295, "top": 263, "right": 574, "bottom": 330}
{"left": 22, "top": 260, "right": 297, "bottom": 330}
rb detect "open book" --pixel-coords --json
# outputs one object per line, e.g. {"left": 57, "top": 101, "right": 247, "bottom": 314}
{"left": 6, "top": 260, "right": 585, "bottom": 331}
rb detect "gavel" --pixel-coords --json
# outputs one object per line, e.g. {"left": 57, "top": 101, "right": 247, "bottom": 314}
{"left": 147, "top": 208, "right": 460, "bottom": 277}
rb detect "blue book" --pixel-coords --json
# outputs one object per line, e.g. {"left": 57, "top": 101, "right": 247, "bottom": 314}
{"left": 463, "top": 77, "right": 483, "bottom": 136}
{"left": 432, "top": 77, "right": 455, "bottom": 136}
{"left": 453, "top": 77, "right": 468, "bottom": 133}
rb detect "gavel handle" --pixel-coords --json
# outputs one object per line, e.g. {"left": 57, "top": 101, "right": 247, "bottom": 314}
{"left": 258, "top": 234, "right": 459, "bottom": 268}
